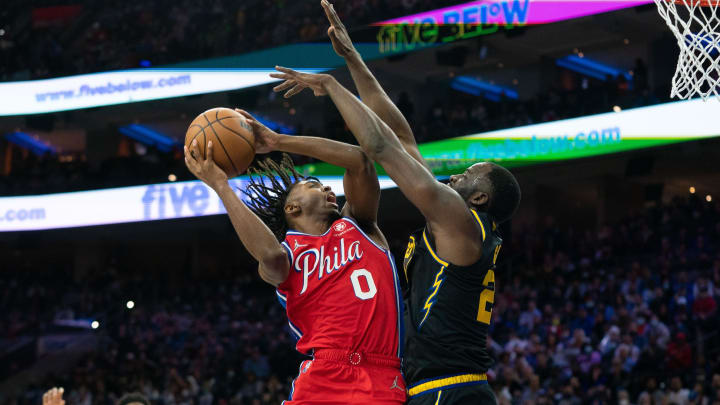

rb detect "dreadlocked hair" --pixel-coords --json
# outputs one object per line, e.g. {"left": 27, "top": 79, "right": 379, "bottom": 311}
{"left": 243, "top": 153, "right": 304, "bottom": 241}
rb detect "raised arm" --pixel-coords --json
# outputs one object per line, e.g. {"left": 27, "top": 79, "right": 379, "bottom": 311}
{"left": 185, "top": 140, "right": 289, "bottom": 286}
{"left": 270, "top": 68, "right": 482, "bottom": 265}
{"left": 234, "top": 110, "right": 383, "bottom": 240}
{"left": 320, "top": 0, "right": 430, "bottom": 172}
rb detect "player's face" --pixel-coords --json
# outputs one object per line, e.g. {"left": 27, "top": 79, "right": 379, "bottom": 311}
{"left": 287, "top": 179, "right": 340, "bottom": 217}
{"left": 448, "top": 162, "right": 492, "bottom": 201}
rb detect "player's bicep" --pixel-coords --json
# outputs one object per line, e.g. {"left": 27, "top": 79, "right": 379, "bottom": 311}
{"left": 257, "top": 248, "right": 290, "bottom": 287}
{"left": 377, "top": 148, "right": 482, "bottom": 263}
{"left": 341, "top": 153, "right": 380, "bottom": 224}
{"left": 378, "top": 148, "right": 462, "bottom": 224}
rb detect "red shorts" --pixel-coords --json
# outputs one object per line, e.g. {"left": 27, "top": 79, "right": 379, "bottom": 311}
{"left": 282, "top": 349, "right": 407, "bottom": 405}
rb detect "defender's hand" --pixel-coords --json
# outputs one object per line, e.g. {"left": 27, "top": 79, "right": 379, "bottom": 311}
{"left": 184, "top": 140, "right": 228, "bottom": 190}
{"left": 235, "top": 108, "right": 280, "bottom": 154}
{"left": 43, "top": 387, "right": 65, "bottom": 405}
{"left": 270, "top": 66, "right": 332, "bottom": 98}
{"left": 321, "top": 0, "right": 356, "bottom": 59}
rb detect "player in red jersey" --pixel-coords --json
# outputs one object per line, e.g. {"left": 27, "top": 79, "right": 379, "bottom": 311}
{"left": 184, "top": 108, "right": 405, "bottom": 404}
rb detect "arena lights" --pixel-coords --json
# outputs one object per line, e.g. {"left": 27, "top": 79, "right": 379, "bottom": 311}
{"left": 3, "top": 99, "right": 720, "bottom": 232}
{"left": 376, "top": 0, "right": 653, "bottom": 26}
{"left": 0, "top": 68, "right": 328, "bottom": 116}
{"left": 707, "top": 195, "right": 713, "bottom": 202}
{"left": 119, "top": 124, "right": 179, "bottom": 153}
{"left": 0, "top": 176, "right": 398, "bottom": 232}
{"left": 556, "top": 55, "right": 633, "bottom": 82}
{"left": 690, "top": 186, "right": 696, "bottom": 194}
{"left": 300, "top": 98, "right": 720, "bottom": 177}
{"left": 126, "top": 301, "right": 135, "bottom": 309}
{"left": 5, "top": 132, "right": 56, "bottom": 156}
{"left": 374, "top": 0, "right": 654, "bottom": 54}
{"left": 91, "top": 321, "right": 99, "bottom": 329}
{"left": 451, "top": 76, "right": 518, "bottom": 101}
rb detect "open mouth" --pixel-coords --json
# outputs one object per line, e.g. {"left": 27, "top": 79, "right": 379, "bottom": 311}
{"left": 326, "top": 192, "right": 337, "bottom": 206}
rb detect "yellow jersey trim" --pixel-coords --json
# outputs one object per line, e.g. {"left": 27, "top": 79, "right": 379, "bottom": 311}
{"left": 471, "top": 209, "right": 486, "bottom": 242}
{"left": 422, "top": 230, "right": 449, "bottom": 267}
{"left": 434, "top": 390, "right": 443, "bottom": 405}
{"left": 408, "top": 373, "right": 488, "bottom": 397}
{"left": 418, "top": 265, "right": 445, "bottom": 327}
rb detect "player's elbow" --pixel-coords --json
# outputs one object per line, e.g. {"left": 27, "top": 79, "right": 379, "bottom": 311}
{"left": 415, "top": 179, "right": 443, "bottom": 201}
{"left": 353, "top": 151, "right": 377, "bottom": 178}
{"left": 364, "top": 128, "right": 398, "bottom": 163}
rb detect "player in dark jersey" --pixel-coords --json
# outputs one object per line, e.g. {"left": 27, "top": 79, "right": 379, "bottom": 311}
{"left": 272, "top": 3, "right": 522, "bottom": 403}
{"left": 185, "top": 109, "right": 406, "bottom": 404}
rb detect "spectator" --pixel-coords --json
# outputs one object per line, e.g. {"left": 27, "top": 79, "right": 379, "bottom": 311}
{"left": 667, "top": 332, "right": 693, "bottom": 371}
{"left": 667, "top": 376, "right": 691, "bottom": 405}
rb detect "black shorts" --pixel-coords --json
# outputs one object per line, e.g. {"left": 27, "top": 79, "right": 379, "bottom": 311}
{"left": 407, "top": 373, "right": 497, "bottom": 405}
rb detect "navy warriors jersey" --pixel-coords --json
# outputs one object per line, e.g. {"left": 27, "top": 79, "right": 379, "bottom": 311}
{"left": 402, "top": 209, "right": 502, "bottom": 384}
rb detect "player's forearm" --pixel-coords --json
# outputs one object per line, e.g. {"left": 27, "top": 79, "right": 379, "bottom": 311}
{"left": 344, "top": 53, "right": 409, "bottom": 133}
{"left": 322, "top": 77, "right": 461, "bottom": 227}
{"left": 323, "top": 76, "right": 404, "bottom": 162}
{"left": 214, "top": 182, "right": 288, "bottom": 282}
{"left": 343, "top": 53, "right": 429, "bottom": 169}
{"left": 274, "top": 134, "right": 368, "bottom": 173}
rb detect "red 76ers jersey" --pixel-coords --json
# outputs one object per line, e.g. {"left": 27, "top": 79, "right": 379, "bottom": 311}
{"left": 276, "top": 217, "right": 404, "bottom": 359}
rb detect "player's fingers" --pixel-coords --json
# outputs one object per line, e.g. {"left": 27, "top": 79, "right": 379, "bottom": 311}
{"left": 43, "top": 390, "right": 49, "bottom": 405}
{"left": 269, "top": 73, "right": 291, "bottom": 82}
{"left": 321, "top": 0, "right": 336, "bottom": 26}
{"left": 184, "top": 157, "right": 196, "bottom": 172}
{"left": 189, "top": 141, "right": 201, "bottom": 161}
{"left": 234, "top": 108, "right": 253, "bottom": 120}
{"left": 329, "top": 3, "right": 344, "bottom": 28}
{"left": 206, "top": 141, "right": 214, "bottom": 162}
{"left": 184, "top": 145, "right": 194, "bottom": 161}
{"left": 273, "top": 80, "right": 296, "bottom": 92}
{"left": 274, "top": 66, "right": 297, "bottom": 75}
{"left": 285, "top": 84, "right": 305, "bottom": 98}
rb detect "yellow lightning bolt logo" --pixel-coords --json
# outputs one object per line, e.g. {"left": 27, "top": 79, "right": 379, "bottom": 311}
{"left": 419, "top": 266, "right": 446, "bottom": 328}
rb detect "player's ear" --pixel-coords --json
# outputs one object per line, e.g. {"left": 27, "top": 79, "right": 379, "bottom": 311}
{"left": 469, "top": 191, "right": 489, "bottom": 208}
{"left": 285, "top": 201, "right": 302, "bottom": 216}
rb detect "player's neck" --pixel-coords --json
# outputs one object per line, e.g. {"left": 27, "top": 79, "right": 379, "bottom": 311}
{"left": 292, "top": 214, "right": 337, "bottom": 236}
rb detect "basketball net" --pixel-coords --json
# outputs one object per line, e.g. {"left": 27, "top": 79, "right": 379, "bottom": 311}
{"left": 654, "top": 0, "right": 720, "bottom": 101}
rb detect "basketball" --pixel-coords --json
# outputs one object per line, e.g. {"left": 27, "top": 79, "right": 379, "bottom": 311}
{"left": 184, "top": 107, "right": 255, "bottom": 178}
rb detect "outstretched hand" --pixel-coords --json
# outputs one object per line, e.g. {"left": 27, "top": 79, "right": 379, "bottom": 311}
{"left": 184, "top": 139, "right": 228, "bottom": 190}
{"left": 321, "top": 0, "right": 356, "bottom": 58}
{"left": 234, "top": 108, "right": 279, "bottom": 154}
{"left": 270, "top": 66, "right": 333, "bottom": 98}
{"left": 43, "top": 388, "right": 65, "bottom": 405}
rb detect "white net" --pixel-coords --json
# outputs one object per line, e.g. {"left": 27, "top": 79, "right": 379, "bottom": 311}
{"left": 653, "top": 0, "right": 720, "bottom": 101}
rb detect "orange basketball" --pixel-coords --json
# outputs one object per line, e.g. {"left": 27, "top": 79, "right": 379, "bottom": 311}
{"left": 185, "top": 107, "right": 255, "bottom": 178}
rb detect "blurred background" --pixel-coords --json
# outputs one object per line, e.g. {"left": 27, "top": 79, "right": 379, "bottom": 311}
{"left": 1, "top": 0, "right": 720, "bottom": 404}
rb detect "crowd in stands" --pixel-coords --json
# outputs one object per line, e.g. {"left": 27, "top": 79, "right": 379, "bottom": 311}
{"left": 2, "top": 195, "right": 719, "bottom": 404}
{"left": 490, "top": 195, "right": 720, "bottom": 404}
{"left": 1, "top": 268, "right": 304, "bottom": 405}
{"left": 0, "top": 0, "right": 460, "bottom": 81}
